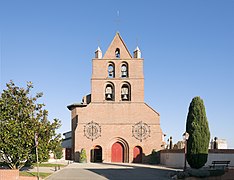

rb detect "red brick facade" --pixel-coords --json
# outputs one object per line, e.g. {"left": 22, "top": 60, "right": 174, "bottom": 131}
{"left": 68, "top": 33, "right": 164, "bottom": 163}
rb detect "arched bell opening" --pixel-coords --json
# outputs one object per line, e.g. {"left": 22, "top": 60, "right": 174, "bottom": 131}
{"left": 121, "top": 63, "right": 128, "bottom": 78}
{"left": 105, "top": 83, "right": 115, "bottom": 101}
{"left": 115, "top": 48, "right": 120, "bottom": 58}
{"left": 108, "top": 62, "right": 115, "bottom": 78}
{"left": 121, "top": 83, "right": 131, "bottom": 101}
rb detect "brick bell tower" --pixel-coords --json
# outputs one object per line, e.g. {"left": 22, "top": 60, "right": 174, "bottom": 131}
{"left": 68, "top": 32, "right": 163, "bottom": 163}
{"left": 92, "top": 32, "right": 144, "bottom": 103}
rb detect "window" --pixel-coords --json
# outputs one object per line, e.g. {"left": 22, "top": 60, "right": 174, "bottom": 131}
{"left": 108, "top": 63, "right": 115, "bottom": 78}
{"left": 121, "top": 84, "right": 130, "bottom": 101}
{"left": 105, "top": 84, "right": 114, "bottom": 101}
{"left": 115, "top": 48, "right": 120, "bottom": 58}
{"left": 121, "top": 63, "right": 128, "bottom": 78}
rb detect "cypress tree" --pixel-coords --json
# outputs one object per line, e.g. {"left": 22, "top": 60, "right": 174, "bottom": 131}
{"left": 186, "top": 96, "right": 210, "bottom": 169}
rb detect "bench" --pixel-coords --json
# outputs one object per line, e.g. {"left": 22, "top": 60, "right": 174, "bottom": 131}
{"left": 210, "top": 161, "right": 230, "bottom": 169}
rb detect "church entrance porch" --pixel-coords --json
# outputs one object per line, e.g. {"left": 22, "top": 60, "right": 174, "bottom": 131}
{"left": 110, "top": 138, "right": 129, "bottom": 163}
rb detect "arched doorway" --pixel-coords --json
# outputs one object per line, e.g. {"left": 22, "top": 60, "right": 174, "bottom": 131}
{"left": 111, "top": 142, "right": 124, "bottom": 162}
{"left": 133, "top": 146, "right": 142, "bottom": 163}
{"left": 91, "top": 146, "right": 102, "bottom": 163}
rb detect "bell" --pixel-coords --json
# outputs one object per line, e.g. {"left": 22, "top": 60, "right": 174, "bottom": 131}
{"left": 106, "top": 93, "right": 112, "bottom": 99}
{"left": 106, "top": 87, "right": 112, "bottom": 94}
{"left": 122, "top": 71, "right": 127, "bottom": 77}
{"left": 109, "top": 72, "right": 113, "bottom": 77}
{"left": 122, "top": 94, "right": 128, "bottom": 100}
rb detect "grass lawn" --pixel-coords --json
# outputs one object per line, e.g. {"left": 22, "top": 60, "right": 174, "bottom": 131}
{"left": 20, "top": 171, "right": 52, "bottom": 178}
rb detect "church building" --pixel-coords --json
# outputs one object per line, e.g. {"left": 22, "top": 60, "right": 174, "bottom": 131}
{"left": 67, "top": 32, "right": 164, "bottom": 163}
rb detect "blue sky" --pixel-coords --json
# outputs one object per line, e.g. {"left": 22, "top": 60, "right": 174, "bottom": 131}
{"left": 1, "top": 1, "right": 234, "bottom": 148}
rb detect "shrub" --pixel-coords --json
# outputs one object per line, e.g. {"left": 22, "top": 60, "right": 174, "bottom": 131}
{"left": 149, "top": 149, "right": 160, "bottom": 164}
{"left": 79, "top": 148, "right": 87, "bottom": 163}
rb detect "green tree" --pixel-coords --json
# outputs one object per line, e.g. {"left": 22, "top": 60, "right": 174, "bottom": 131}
{"left": 0, "top": 81, "right": 61, "bottom": 169}
{"left": 28, "top": 117, "right": 62, "bottom": 163}
{"left": 186, "top": 96, "right": 210, "bottom": 169}
{"left": 53, "top": 142, "right": 63, "bottom": 160}
{"left": 50, "top": 136, "right": 63, "bottom": 160}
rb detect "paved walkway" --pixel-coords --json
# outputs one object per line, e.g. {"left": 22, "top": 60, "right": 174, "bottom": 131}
{"left": 21, "top": 160, "right": 70, "bottom": 174}
{"left": 45, "top": 163, "right": 178, "bottom": 180}
{"left": 21, "top": 161, "right": 234, "bottom": 180}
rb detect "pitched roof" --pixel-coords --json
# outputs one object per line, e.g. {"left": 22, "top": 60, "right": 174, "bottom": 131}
{"left": 103, "top": 32, "right": 132, "bottom": 59}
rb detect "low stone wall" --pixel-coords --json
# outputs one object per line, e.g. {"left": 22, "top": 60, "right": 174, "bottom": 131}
{"left": 160, "top": 149, "right": 186, "bottom": 168}
{"left": 160, "top": 149, "right": 234, "bottom": 168}
{"left": 0, "top": 169, "right": 19, "bottom": 180}
{"left": 207, "top": 149, "right": 234, "bottom": 167}
{"left": 0, "top": 169, "right": 38, "bottom": 180}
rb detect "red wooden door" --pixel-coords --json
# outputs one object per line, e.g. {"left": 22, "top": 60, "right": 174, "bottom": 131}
{"left": 111, "top": 142, "right": 123, "bottom": 162}
{"left": 133, "top": 146, "right": 142, "bottom": 163}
